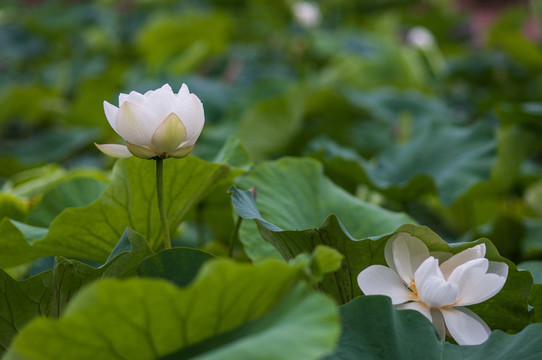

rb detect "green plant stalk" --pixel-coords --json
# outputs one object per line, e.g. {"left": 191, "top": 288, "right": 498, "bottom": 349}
{"left": 228, "top": 216, "right": 243, "bottom": 258}
{"left": 156, "top": 158, "right": 171, "bottom": 249}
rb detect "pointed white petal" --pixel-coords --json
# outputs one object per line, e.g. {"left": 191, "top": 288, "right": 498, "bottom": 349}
{"left": 415, "top": 257, "right": 457, "bottom": 307}
{"left": 103, "top": 101, "right": 119, "bottom": 132}
{"left": 151, "top": 113, "right": 187, "bottom": 154}
{"left": 118, "top": 93, "right": 129, "bottom": 105}
{"left": 126, "top": 90, "right": 147, "bottom": 105}
{"left": 430, "top": 308, "right": 446, "bottom": 341}
{"left": 441, "top": 307, "right": 490, "bottom": 345}
{"left": 357, "top": 265, "right": 411, "bottom": 305}
{"left": 488, "top": 261, "right": 509, "bottom": 278}
{"left": 178, "top": 83, "right": 189, "bottom": 96}
{"left": 174, "top": 94, "right": 204, "bottom": 147}
{"left": 458, "top": 272, "right": 506, "bottom": 306}
{"left": 170, "top": 145, "right": 194, "bottom": 158}
{"left": 126, "top": 142, "right": 157, "bottom": 159}
{"left": 448, "top": 258, "right": 506, "bottom": 306}
{"left": 447, "top": 258, "right": 488, "bottom": 291}
{"left": 95, "top": 143, "right": 132, "bottom": 158}
{"left": 395, "top": 301, "right": 432, "bottom": 322}
{"left": 114, "top": 101, "right": 159, "bottom": 146}
{"left": 146, "top": 84, "right": 177, "bottom": 121}
{"left": 440, "top": 244, "right": 486, "bottom": 279}
{"left": 158, "top": 83, "right": 173, "bottom": 94}
{"left": 384, "top": 232, "right": 430, "bottom": 285}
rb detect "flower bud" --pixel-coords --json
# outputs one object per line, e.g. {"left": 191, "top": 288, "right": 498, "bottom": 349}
{"left": 95, "top": 83, "right": 204, "bottom": 159}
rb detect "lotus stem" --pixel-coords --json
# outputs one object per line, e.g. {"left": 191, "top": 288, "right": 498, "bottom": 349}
{"left": 228, "top": 216, "right": 243, "bottom": 258}
{"left": 156, "top": 158, "right": 171, "bottom": 249}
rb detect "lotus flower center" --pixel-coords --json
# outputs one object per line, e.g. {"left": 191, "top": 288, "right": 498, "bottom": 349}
{"left": 408, "top": 279, "right": 419, "bottom": 301}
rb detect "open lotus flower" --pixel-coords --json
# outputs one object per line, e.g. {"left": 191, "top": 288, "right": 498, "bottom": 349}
{"left": 357, "top": 233, "right": 508, "bottom": 345}
{"left": 95, "top": 83, "right": 204, "bottom": 159}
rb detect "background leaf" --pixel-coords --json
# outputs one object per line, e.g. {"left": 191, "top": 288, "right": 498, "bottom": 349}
{"left": 27, "top": 177, "right": 108, "bottom": 227}
{"left": 310, "top": 120, "right": 497, "bottom": 205}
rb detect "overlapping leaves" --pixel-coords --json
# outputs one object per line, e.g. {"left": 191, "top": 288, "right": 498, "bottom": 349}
{"left": 5, "top": 259, "right": 340, "bottom": 360}
{"left": 309, "top": 120, "right": 496, "bottom": 205}
{"left": 231, "top": 183, "right": 532, "bottom": 332}
{"left": 234, "top": 157, "right": 413, "bottom": 264}
{"left": 327, "top": 296, "right": 542, "bottom": 360}
{"left": 0, "top": 228, "right": 152, "bottom": 356}
{"left": 0, "top": 154, "right": 242, "bottom": 267}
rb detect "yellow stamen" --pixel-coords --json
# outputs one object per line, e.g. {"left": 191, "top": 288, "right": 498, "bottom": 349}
{"left": 443, "top": 301, "right": 459, "bottom": 308}
{"left": 408, "top": 280, "right": 419, "bottom": 300}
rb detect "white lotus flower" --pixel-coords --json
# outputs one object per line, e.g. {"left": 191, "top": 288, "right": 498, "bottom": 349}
{"left": 95, "top": 83, "right": 204, "bottom": 159}
{"left": 357, "top": 233, "right": 508, "bottom": 345}
{"left": 293, "top": 2, "right": 321, "bottom": 28}
{"left": 406, "top": 26, "right": 435, "bottom": 49}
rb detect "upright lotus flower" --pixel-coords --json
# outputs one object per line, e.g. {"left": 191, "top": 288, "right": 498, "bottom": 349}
{"left": 357, "top": 233, "right": 508, "bottom": 345}
{"left": 95, "top": 83, "right": 204, "bottom": 159}
{"left": 96, "top": 83, "right": 204, "bottom": 250}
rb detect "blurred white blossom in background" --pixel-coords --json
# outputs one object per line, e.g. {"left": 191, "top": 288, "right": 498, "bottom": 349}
{"left": 292, "top": 1, "right": 321, "bottom": 28}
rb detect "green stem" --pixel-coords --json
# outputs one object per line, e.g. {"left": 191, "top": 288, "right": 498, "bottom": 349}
{"left": 196, "top": 202, "right": 205, "bottom": 249}
{"left": 156, "top": 158, "right": 171, "bottom": 249}
{"left": 228, "top": 216, "right": 243, "bottom": 258}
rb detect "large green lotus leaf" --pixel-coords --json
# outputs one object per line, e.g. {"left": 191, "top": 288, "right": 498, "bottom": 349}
{"left": 236, "top": 85, "right": 305, "bottom": 161}
{"left": 0, "top": 176, "right": 107, "bottom": 269}
{"left": 231, "top": 188, "right": 531, "bottom": 331}
{"left": 30, "top": 155, "right": 239, "bottom": 262}
{"left": 137, "top": 247, "right": 215, "bottom": 287}
{"left": 0, "top": 228, "right": 151, "bottom": 356}
{"left": 213, "top": 136, "right": 253, "bottom": 171}
{"left": 434, "top": 125, "right": 536, "bottom": 243}
{"left": 325, "top": 295, "right": 542, "bottom": 360}
{"left": 99, "top": 228, "right": 154, "bottom": 279}
{"left": 530, "top": 284, "right": 542, "bottom": 323}
{"left": 0, "top": 193, "right": 28, "bottom": 222}
{"left": 184, "top": 136, "right": 253, "bottom": 247}
{"left": 160, "top": 284, "right": 338, "bottom": 360}
{"left": 522, "top": 215, "right": 542, "bottom": 259}
{"left": 518, "top": 261, "right": 542, "bottom": 284}
{"left": 0, "top": 127, "right": 99, "bottom": 174}
{"left": 0, "top": 267, "right": 52, "bottom": 356}
{"left": 0, "top": 219, "right": 48, "bottom": 269}
{"left": 5, "top": 165, "right": 108, "bottom": 200}
{"left": 27, "top": 177, "right": 108, "bottom": 227}
{"left": 6, "top": 260, "right": 339, "bottom": 360}
{"left": 234, "top": 157, "right": 414, "bottom": 263}
{"left": 344, "top": 88, "right": 452, "bottom": 126}
{"left": 309, "top": 120, "right": 496, "bottom": 205}
{"left": 518, "top": 261, "right": 542, "bottom": 323}
{"left": 337, "top": 88, "right": 453, "bottom": 156}
{"left": 135, "top": 12, "right": 232, "bottom": 70}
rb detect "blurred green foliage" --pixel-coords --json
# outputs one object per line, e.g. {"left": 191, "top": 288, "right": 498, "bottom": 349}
{"left": 2, "top": 0, "right": 542, "bottom": 357}
{"left": 2, "top": 0, "right": 542, "bottom": 262}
